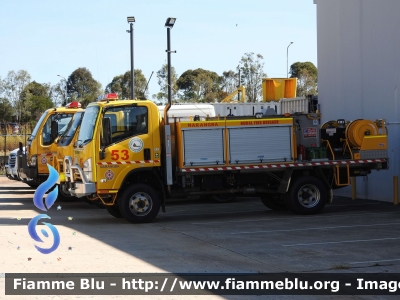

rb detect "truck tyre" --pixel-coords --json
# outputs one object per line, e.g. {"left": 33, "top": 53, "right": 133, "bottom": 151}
{"left": 260, "top": 194, "right": 288, "bottom": 210}
{"left": 57, "top": 185, "right": 78, "bottom": 202}
{"left": 211, "top": 194, "right": 236, "bottom": 203}
{"left": 26, "top": 182, "right": 40, "bottom": 188}
{"left": 105, "top": 205, "right": 123, "bottom": 218}
{"left": 285, "top": 176, "right": 327, "bottom": 214}
{"left": 118, "top": 183, "right": 160, "bottom": 223}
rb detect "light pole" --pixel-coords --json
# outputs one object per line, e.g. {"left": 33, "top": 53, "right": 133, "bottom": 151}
{"left": 165, "top": 17, "right": 177, "bottom": 123}
{"left": 287, "top": 42, "right": 293, "bottom": 78}
{"left": 57, "top": 74, "right": 67, "bottom": 106}
{"left": 127, "top": 16, "right": 135, "bottom": 99}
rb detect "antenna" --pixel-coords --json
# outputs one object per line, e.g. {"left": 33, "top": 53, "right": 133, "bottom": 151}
{"left": 144, "top": 71, "right": 154, "bottom": 96}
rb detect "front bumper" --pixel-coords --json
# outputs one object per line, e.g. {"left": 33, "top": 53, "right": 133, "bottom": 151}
{"left": 63, "top": 156, "right": 95, "bottom": 198}
{"left": 20, "top": 165, "right": 37, "bottom": 180}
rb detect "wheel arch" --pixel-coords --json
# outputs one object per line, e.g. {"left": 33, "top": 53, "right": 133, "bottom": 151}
{"left": 119, "top": 167, "right": 166, "bottom": 211}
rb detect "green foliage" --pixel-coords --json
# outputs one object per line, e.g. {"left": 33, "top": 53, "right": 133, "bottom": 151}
{"left": 0, "top": 70, "right": 31, "bottom": 121}
{"left": 20, "top": 81, "right": 53, "bottom": 120}
{"left": 238, "top": 53, "right": 267, "bottom": 102}
{"left": 176, "top": 68, "right": 221, "bottom": 102}
{"left": 289, "top": 62, "right": 318, "bottom": 96}
{"left": 290, "top": 62, "right": 318, "bottom": 79}
{"left": 153, "top": 64, "right": 178, "bottom": 104}
{"left": 67, "top": 67, "right": 102, "bottom": 108}
{"left": 0, "top": 98, "right": 13, "bottom": 121}
{"left": 105, "top": 69, "right": 148, "bottom": 100}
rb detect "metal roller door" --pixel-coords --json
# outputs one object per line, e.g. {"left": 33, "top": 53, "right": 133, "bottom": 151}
{"left": 229, "top": 126, "right": 292, "bottom": 164}
{"left": 183, "top": 129, "right": 225, "bottom": 166}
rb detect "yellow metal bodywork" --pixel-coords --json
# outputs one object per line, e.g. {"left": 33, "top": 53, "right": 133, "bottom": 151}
{"left": 176, "top": 117, "right": 295, "bottom": 169}
{"left": 56, "top": 111, "right": 84, "bottom": 184}
{"left": 346, "top": 119, "right": 379, "bottom": 148}
{"left": 72, "top": 100, "right": 162, "bottom": 193}
{"left": 28, "top": 107, "right": 82, "bottom": 176}
{"left": 262, "top": 78, "right": 297, "bottom": 102}
{"left": 221, "top": 86, "right": 246, "bottom": 103}
{"left": 360, "top": 135, "right": 388, "bottom": 150}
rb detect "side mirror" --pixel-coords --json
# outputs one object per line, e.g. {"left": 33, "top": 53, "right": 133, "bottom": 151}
{"left": 101, "top": 117, "right": 112, "bottom": 147}
{"left": 51, "top": 120, "right": 58, "bottom": 142}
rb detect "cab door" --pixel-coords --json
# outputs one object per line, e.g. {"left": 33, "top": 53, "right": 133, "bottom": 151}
{"left": 96, "top": 104, "right": 154, "bottom": 190}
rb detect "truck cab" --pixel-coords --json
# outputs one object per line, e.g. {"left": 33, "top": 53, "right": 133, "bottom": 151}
{"left": 64, "top": 94, "right": 162, "bottom": 219}
{"left": 19, "top": 102, "right": 83, "bottom": 187}
{"left": 55, "top": 110, "right": 85, "bottom": 200}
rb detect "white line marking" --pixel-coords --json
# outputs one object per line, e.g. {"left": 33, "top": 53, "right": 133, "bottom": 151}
{"left": 231, "top": 222, "right": 400, "bottom": 235}
{"left": 191, "top": 211, "right": 400, "bottom": 225}
{"left": 173, "top": 209, "right": 261, "bottom": 216}
{"left": 350, "top": 258, "right": 400, "bottom": 264}
{"left": 283, "top": 237, "right": 400, "bottom": 247}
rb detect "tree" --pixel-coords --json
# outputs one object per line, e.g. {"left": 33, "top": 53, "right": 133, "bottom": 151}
{"left": 176, "top": 68, "right": 221, "bottom": 102}
{"left": 289, "top": 62, "right": 317, "bottom": 79}
{"left": 105, "top": 69, "right": 148, "bottom": 100}
{"left": 296, "top": 69, "right": 318, "bottom": 97}
{"left": 67, "top": 67, "right": 102, "bottom": 107}
{"left": 21, "top": 81, "right": 53, "bottom": 120}
{"left": 153, "top": 64, "right": 178, "bottom": 104}
{"left": 238, "top": 53, "right": 267, "bottom": 102}
{"left": 289, "top": 62, "right": 318, "bottom": 96}
{"left": 51, "top": 80, "right": 68, "bottom": 107}
{"left": 220, "top": 70, "right": 238, "bottom": 94}
{"left": 0, "top": 70, "right": 31, "bottom": 121}
{"left": 0, "top": 98, "right": 13, "bottom": 122}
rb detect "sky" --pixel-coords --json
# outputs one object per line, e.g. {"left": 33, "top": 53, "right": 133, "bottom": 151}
{"left": 0, "top": 0, "right": 317, "bottom": 100}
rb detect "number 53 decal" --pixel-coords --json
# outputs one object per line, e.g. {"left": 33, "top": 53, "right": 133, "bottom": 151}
{"left": 111, "top": 149, "right": 129, "bottom": 160}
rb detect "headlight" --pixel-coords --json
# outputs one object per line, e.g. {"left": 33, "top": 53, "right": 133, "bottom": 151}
{"left": 83, "top": 158, "right": 92, "bottom": 182}
{"left": 30, "top": 155, "right": 37, "bottom": 167}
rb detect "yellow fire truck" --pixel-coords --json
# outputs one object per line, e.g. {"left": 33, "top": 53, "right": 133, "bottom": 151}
{"left": 55, "top": 109, "right": 85, "bottom": 201}
{"left": 62, "top": 93, "right": 389, "bottom": 223}
{"left": 19, "top": 102, "right": 83, "bottom": 199}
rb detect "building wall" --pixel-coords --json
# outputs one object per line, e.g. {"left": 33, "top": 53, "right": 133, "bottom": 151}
{"left": 315, "top": 0, "right": 400, "bottom": 201}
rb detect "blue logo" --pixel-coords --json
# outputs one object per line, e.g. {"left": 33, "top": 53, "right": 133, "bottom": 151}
{"left": 28, "top": 214, "right": 60, "bottom": 254}
{"left": 28, "top": 164, "right": 61, "bottom": 254}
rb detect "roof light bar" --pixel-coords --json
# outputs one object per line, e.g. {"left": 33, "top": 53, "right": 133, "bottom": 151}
{"left": 65, "top": 101, "right": 82, "bottom": 108}
{"left": 97, "top": 93, "right": 119, "bottom": 101}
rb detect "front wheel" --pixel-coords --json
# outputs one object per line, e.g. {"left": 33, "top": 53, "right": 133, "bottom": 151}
{"left": 285, "top": 176, "right": 327, "bottom": 215}
{"left": 118, "top": 184, "right": 160, "bottom": 223}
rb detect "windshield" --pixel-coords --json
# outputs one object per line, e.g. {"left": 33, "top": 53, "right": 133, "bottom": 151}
{"left": 29, "top": 110, "right": 49, "bottom": 140}
{"left": 58, "top": 111, "right": 84, "bottom": 146}
{"left": 76, "top": 105, "right": 100, "bottom": 147}
{"left": 42, "top": 113, "right": 73, "bottom": 146}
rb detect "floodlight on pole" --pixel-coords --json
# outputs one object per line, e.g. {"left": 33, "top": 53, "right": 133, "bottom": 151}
{"left": 287, "top": 42, "right": 293, "bottom": 78}
{"left": 165, "top": 17, "right": 177, "bottom": 123}
{"left": 127, "top": 16, "right": 135, "bottom": 99}
{"left": 165, "top": 18, "right": 176, "bottom": 28}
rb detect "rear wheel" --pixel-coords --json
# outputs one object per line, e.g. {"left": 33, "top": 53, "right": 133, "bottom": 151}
{"left": 260, "top": 194, "right": 288, "bottom": 210}
{"left": 118, "top": 183, "right": 160, "bottom": 223}
{"left": 285, "top": 176, "right": 327, "bottom": 214}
